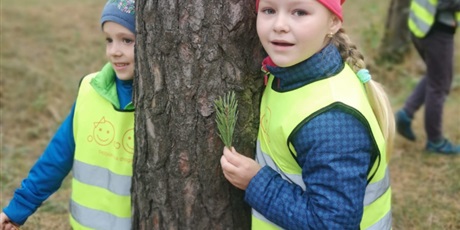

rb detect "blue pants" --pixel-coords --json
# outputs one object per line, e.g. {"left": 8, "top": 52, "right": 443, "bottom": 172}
{"left": 403, "top": 24, "right": 455, "bottom": 142}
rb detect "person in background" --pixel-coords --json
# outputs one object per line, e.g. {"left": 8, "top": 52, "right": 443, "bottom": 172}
{"left": 396, "top": 0, "right": 460, "bottom": 154}
{"left": 220, "top": 0, "right": 395, "bottom": 229}
{"left": 0, "top": 0, "right": 136, "bottom": 229}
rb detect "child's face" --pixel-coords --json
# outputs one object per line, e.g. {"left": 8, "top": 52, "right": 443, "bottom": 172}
{"left": 256, "top": 0, "right": 341, "bottom": 67}
{"left": 103, "top": 21, "right": 135, "bottom": 80}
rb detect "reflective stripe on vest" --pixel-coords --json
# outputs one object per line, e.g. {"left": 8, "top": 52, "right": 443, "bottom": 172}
{"left": 71, "top": 73, "right": 134, "bottom": 229}
{"left": 253, "top": 64, "right": 391, "bottom": 229}
{"left": 73, "top": 160, "right": 131, "bottom": 196}
{"left": 69, "top": 200, "right": 131, "bottom": 230}
{"left": 408, "top": 0, "right": 438, "bottom": 37}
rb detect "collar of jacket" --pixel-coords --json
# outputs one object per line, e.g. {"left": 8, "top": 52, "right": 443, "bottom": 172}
{"left": 263, "top": 43, "right": 344, "bottom": 91}
{"left": 90, "top": 62, "right": 126, "bottom": 109}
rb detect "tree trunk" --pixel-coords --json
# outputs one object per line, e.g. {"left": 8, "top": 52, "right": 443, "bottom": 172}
{"left": 132, "top": 0, "right": 264, "bottom": 229}
{"left": 378, "top": 0, "right": 412, "bottom": 63}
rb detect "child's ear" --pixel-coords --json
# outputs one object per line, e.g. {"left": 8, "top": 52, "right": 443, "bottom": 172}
{"left": 329, "top": 15, "right": 342, "bottom": 34}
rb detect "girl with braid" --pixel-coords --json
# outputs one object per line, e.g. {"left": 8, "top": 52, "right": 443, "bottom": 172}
{"left": 220, "top": 0, "right": 395, "bottom": 229}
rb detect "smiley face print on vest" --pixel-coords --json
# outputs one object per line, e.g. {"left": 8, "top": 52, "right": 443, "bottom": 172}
{"left": 87, "top": 117, "right": 115, "bottom": 146}
{"left": 87, "top": 116, "right": 134, "bottom": 155}
{"left": 121, "top": 128, "right": 134, "bottom": 154}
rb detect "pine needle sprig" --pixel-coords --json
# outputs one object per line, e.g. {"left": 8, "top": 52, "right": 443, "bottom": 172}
{"left": 214, "top": 91, "right": 239, "bottom": 148}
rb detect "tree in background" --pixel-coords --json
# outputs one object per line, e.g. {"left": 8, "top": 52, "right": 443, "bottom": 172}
{"left": 379, "top": 0, "right": 412, "bottom": 63}
{"left": 132, "top": 0, "right": 263, "bottom": 229}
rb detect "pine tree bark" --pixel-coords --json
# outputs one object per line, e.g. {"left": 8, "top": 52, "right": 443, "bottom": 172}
{"left": 378, "top": 0, "right": 412, "bottom": 63}
{"left": 132, "top": 0, "right": 264, "bottom": 229}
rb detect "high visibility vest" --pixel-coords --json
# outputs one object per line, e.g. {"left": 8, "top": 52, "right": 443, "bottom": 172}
{"left": 253, "top": 64, "right": 392, "bottom": 229}
{"left": 71, "top": 73, "right": 134, "bottom": 230}
{"left": 409, "top": 0, "right": 460, "bottom": 38}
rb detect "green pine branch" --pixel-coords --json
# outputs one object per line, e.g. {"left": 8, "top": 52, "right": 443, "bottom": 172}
{"left": 214, "top": 91, "right": 238, "bottom": 148}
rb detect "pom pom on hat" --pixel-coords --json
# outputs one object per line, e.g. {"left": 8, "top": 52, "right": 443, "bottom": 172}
{"left": 100, "top": 0, "right": 136, "bottom": 34}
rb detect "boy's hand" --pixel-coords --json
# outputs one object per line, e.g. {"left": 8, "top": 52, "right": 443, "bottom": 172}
{"left": 220, "top": 147, "right": 261, "bottom": 190}
{"left": 0, "top": 213, "right": 19, "bottom": 230}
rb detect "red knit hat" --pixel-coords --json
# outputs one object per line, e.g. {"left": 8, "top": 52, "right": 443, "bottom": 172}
{"left": 255, "top": 0, "right": 346, "bottom": 22}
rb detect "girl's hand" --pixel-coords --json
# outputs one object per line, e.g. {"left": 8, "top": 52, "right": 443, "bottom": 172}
{"left": 0, "top": 213, "right": 19, "bottom": 230}
{"left": 220, "top": 146, "right": 261, "bottom": 190}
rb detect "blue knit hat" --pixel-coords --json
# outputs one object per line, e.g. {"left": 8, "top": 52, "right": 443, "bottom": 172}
{"left": 100, "top": 0, "right": 136, "bottom": 34}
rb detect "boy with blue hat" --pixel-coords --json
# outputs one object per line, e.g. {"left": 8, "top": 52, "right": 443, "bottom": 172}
{"left": 1, "top": 0, "right": 136, "bottom": 229}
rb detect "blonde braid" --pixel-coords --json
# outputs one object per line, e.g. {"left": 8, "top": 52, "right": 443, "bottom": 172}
{"left": 331, "top": 29, "right": 366, "bottom": 70}
{"left": 331, "top": 28, "right": 395, "bottom": 161}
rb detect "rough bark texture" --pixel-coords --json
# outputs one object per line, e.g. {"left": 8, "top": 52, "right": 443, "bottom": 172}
{"left": 378, "top": 0, "right": 412, "bottom": 63}
{"left": 132, "top": 0, "right": 264, "bottom": 229}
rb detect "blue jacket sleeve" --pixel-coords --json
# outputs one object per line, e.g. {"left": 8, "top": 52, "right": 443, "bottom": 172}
{"left": 2, "top": 104, "right": 76, "bottom": 225}
{"left": 245, "top": 109, "right": 373, "bottom": 230}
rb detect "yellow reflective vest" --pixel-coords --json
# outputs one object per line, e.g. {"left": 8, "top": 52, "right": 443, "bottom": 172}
{"left": 253, "top": 64, "right": 392, "bottom": 229}
{"left": 70, "top": 72, "right": 134, "bottom": 230}
{"left": 408, "top": 0, "right": 460, "bottom": 38}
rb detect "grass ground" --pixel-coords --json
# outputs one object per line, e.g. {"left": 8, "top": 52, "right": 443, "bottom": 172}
{"left": 1, "top": 0, "right": 459, "bottom": 229}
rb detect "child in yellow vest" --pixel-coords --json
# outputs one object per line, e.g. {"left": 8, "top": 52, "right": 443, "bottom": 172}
{"left": 220, "top": 0, "right": 395, "bottom": 229}
{"left": 1, "top": 0, "right": 136, "bottom": 229}
{"left": 396, "top": 0, "right": 460, "bottom": 154}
